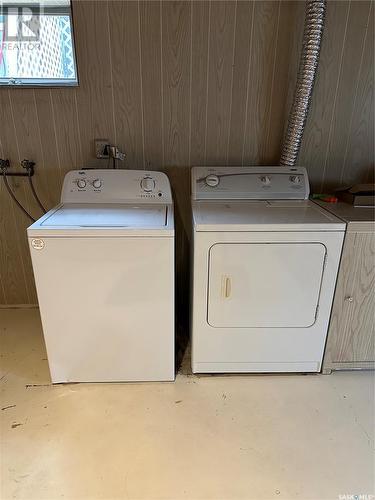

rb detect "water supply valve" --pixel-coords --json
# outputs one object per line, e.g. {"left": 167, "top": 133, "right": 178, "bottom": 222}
{"left": 0, "top": 158, "right": 10, "bottom": 173}
{"left": 21, "top": 159, "right": 35, "bottom": 175}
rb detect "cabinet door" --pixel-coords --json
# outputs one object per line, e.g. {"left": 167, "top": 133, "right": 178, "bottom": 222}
{"left": 328, "top": 232, "right": 375, "bottom": 362}
{"left": 207, "top": 243, "right": 326, "bottom": 328}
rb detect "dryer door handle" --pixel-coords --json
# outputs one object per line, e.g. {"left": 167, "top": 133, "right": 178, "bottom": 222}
{"left": 223, "top": 276, "right": 231, "bottom": 299}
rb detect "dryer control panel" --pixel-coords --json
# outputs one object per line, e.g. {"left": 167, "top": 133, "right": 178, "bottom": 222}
{"left": 191, "top": 166, "right": 310, "bottom": 200}
{"left": 61, "top": 169, "right": 172, "bottom": 204}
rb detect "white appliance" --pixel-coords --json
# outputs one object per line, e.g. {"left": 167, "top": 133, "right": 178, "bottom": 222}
{"left": 191, "top": 166, "right": 345, "bottom": 373}
{"left": 28, "top": 169, "right": 174, "bottom": 383}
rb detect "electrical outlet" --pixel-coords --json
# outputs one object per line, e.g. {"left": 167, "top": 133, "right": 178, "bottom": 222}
{"left": 95, "top": 139, "right": 110, "bottom": 159}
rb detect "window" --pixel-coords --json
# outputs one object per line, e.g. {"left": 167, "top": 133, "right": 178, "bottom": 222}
{"left": 0, "top": 0, "right": 78, "bottom": 86}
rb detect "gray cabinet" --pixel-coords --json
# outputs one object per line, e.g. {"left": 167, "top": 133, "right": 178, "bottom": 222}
{"left": 315, "top": 201, "right": 375, "bottom": 373}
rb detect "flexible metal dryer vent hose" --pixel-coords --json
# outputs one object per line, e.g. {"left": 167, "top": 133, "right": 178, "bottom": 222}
{"left": 280, "top": 0, "right": 326, "bottom": 167}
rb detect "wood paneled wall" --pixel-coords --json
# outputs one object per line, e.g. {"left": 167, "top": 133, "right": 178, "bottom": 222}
{"left": 0, "top": 0, "right": 373, "bottom": 305}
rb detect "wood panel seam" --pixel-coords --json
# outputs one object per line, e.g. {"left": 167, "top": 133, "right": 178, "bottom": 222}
{"left": 137, "top": 0, "right": 146, "bottom": 170}
{"left": 226, "top": 0, "right": 238, "bottom": 165}
{"left": 0, "top": 135, "right": 8, "bottom": 304}
{"left": 265, "top": 0, "right": 281, "bottom": 159}
{"left": 33, "top": 90, "right": 50, "bottom": 197}
{"left": 107, "top": 1, "right": 117, "bottom": 147}
{"left": 73, "top": 92, "right": 83, "bottom": 169}
{"left": 160, "top": 0, "right": 165, "bottom": 167}
{"left": 8, "top": 198, "right": 30, "bottom": 303}
{"left": 340, "top": 2, "right": 372, "bottom": 185}
{"left": 48, "top": 89, "right": 62, "bottom": 183}
{"left": 320, "top": 1, "right": 351, "bottom": 192}
{"left": 188, "top": 0, "right": 193, "bottom": 167}
{"left": 204, "top": 0, "right": 212, "bottom": 164}
{"left": 241, "top": 1, "right": 255, "bottom": 166}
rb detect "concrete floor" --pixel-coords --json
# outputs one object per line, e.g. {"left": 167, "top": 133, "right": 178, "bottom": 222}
{"left": 0, "top": 309, "right": 374, "bottom": 500}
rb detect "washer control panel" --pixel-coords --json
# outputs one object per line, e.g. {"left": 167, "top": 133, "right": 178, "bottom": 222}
{"left": 61, "top": 169, "right": 172, "bottom": 203}
{"left": 192, "top": 166, "right": 310, "bottom": 200}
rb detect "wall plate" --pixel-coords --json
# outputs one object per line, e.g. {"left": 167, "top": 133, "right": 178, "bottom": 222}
{"left": 95, "top": 139, "right": 109, "bottom": 159}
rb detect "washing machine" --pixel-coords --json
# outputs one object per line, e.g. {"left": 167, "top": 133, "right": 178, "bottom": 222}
{"left": 191, "top": 166, "right": 345, "bottom": 373}
{"left": 28, "top": 169, "right": 174, "bottom": 383}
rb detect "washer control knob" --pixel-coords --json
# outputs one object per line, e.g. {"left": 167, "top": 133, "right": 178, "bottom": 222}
{"left": 290, "top": 175, "right": 301, "bottom": 184}
{"left": 205, "top": 174, "right": 220, "bottom": 187}
{"left": 92, "top": 179, "right": 102, "bottom": 189}
{"left": 77, "top": 179, "right": 86, "bottom": 189}
{"left": 141, "top": 177, "right": 155, "bottom": 192}
{"left": 260, "top": 175, "right": 271, "bottom": 185}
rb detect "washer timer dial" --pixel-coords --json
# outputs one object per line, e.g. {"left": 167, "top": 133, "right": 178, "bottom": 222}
{"left": 77, "top": 179, "right": 86, "bottom": 189}
{"left": 290, "top": 175, "right": 301, "bottom": 184}
{"left": 260, "top": 175, "right": 271, "bottom": 185}
{"left": 205, "top": 174, "right": 220, "bottom": 187}
{"left": 141, "top": 177, "right": 156, "bottom": 192}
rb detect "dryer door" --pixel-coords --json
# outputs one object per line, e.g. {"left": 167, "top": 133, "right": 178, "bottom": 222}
{"left": 207, "top": 242, "right": 326, "bottom": 328}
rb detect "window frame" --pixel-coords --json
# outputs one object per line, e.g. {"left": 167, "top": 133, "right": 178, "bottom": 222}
{"left": 0, "top": 2, "right": 79, "bottom": 87}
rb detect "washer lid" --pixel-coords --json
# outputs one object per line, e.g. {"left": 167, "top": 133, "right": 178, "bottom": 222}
{"left": 192, "top": 200, "right": 346, "bottom": 231}
{"left": 41, "top": 203, "right": 168, "bottom": 227}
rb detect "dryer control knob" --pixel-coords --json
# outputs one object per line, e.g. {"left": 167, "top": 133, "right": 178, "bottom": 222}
{"left": 77, "top": 179, "right": 86, "bottom": 189}
{"left": 290, "top": 175, "right": 301, "bottom": 184}
{"left": 205, "top": 174, "right": 220, "bottom": 187}
{"left": 92, "top": 179, "right": 102, "bottom": 189}
{"left": 141, "top": 177, "right": 155, "bottom": 192}
{"left": 260, "top": 176, "right": 271, "bottom": 185}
